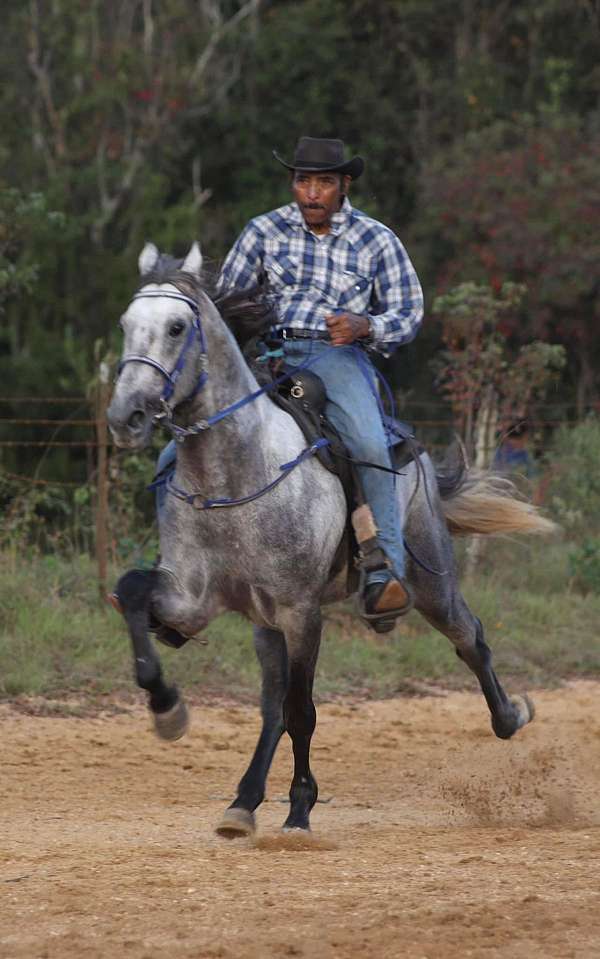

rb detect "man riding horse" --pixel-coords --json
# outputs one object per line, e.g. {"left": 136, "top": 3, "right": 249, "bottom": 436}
{"left": 218, "top": 136, "right": 424, "bottom": 625}
{"left": 107, "top": 138, "right": 540, "bottom": 830}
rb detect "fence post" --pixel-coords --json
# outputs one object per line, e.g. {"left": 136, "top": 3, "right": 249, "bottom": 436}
{"left": 95, "top": 360, "right": 111, "bottom": 600}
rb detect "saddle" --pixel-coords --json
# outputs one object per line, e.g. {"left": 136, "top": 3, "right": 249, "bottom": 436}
{"left": 267, "top": 365, "right": 416, "bottom": 478}
{"left": 255, "top": 360, "right": 417, "bottom": 593}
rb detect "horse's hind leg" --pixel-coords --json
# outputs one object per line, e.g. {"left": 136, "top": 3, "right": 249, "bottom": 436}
{"left": 419, "top": 587, "right": 533, "bottom": 739}
{"left": 115, "top": 569, "right": 189, "bottom": 741}
{"left": 406, "top": 466, "right": 533, "bottom": 739}
{"left": 216, "top": 626, "right": 288, "bottom": 838}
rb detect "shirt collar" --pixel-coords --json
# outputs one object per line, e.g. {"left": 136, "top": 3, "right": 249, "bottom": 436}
{"left": 286, "top": 196, "right": 353, "bottom": 237}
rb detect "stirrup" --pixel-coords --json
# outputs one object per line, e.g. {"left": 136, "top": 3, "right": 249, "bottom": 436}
{"left": 358, "top": 577, "right": 414, "bottom": 634}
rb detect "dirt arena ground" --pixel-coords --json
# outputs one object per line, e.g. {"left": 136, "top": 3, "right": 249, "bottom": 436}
{"left": 2, "top": 681, "right": 600, "bottom": 959}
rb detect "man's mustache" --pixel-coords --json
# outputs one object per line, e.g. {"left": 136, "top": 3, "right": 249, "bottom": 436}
{"left": 302, "top": 203, "right": 325, "bottom": 210}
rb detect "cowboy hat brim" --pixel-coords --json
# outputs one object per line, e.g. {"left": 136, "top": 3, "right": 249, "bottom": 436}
{"left": 272, "top": 150, "right": 364, "bottom": 180}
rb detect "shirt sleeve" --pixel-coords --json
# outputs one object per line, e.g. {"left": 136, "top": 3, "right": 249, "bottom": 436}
{"left": 216, "top": 220, "right": 265, "bottom": 294}
{"left": 367, "top": 232, "right": 424, "bottom": 356}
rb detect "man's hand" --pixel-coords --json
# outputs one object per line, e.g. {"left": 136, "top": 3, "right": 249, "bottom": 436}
{"left": 325, "top": 311, "right": 370, "bottom": 346}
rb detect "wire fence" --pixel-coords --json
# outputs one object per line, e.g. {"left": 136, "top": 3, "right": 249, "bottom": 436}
{"left": 0, "top": 403, "right": 570, "bottom": 456}
{"left": 0, "top": 397, "right": 572, "bottom": 488}
{"left": 0, "top": 385, "right": 114, "bottom": 594}
{"left": 0, "top": 385, "right": 575, "bottom": 594}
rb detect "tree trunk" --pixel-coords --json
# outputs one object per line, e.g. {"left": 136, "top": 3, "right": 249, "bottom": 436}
{"left": 575, "top": 339, "right": 595, "bottom": 420}
{"left": 465, "top": 385, "right": 498, "bottom": 579}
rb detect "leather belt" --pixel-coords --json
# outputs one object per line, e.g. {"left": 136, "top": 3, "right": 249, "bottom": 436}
{"left": 271, "top": 328, "right": 330, "bottom": 341}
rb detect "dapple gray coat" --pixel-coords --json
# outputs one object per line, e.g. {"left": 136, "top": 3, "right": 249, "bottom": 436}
{"left": 107, "top": 243, "right": 550, "bottom": 836}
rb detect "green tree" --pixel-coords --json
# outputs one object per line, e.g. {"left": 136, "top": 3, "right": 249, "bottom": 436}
{"left": 432, "top": 282, "right": 565, "bottom": 462}
{"left": 0, "top": 0, "right": 598, "bottom": 485}
{"left": 0, "top": 1, "right": 262, "bottom": 355}
{"left": 421, "top": 117, "right": 600, "bottom": 414}
{"left": 0, "top": 188, "right": 66, "bottom": 358}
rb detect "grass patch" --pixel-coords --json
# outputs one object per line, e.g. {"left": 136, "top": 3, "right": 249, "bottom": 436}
{"left": 1, "top": 537, "right": 600, "bottom": 702}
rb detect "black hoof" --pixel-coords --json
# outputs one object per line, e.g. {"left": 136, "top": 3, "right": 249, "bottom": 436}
{"left": 152, "top": 697, "right": 189, "bottom": 741}
{"left": 492, "top": 695, "right": 534, "bottom": 740}
{"left": 283, "top": 818, "right": 311, "bottom": 832}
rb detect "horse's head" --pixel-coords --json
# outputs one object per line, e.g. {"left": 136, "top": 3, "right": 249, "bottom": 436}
{"left": 108, "top": 241, "right": 215, "bottom": 449}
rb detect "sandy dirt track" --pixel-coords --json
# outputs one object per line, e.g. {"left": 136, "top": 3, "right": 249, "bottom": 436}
{"left": 2, "top": 682, "right": 600, "bottom": 959}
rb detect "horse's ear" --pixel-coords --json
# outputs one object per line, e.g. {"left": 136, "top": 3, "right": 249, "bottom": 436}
{"left": 138, "top": 242, "right": 160, "bottom": 276}
{"left": 181, "top": 241, "right": 203, "bottom": 277}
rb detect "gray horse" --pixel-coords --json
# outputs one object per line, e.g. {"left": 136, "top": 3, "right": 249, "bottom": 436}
{"left": 107, "top": 242, "right": 552, "bottom": 838}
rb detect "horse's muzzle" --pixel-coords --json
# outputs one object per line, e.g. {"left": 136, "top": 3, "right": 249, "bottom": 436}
{"left": 107, "top": 395, "right": 155, "bottom": 449}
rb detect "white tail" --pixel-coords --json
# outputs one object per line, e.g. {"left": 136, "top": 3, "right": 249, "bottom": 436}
{"left": 442, "top": 472, "right": 557, "bottom": 537}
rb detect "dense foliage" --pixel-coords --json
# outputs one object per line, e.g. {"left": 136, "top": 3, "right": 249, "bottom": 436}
{"left": 1, "top": 0, "right": 599, "bottom": 486}
{"left": 432, "top": 282, "right": 565, "bottom": 460}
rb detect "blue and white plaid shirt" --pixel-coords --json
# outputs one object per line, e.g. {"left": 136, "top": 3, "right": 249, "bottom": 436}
{"left": 218, "top": 198, "right": 423, "bottom": 356}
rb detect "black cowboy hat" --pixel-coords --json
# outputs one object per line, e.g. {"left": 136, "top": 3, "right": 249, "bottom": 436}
{"left": 273, "top": 137, "right": 364, "bottom": 179}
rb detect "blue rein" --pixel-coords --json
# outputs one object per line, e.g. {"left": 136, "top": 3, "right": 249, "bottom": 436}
{"left": 117, "top": 289, "right": 446, "bottom": 572}
{"left": 151, "top": 438, "right": 331, "bottom": 510}
{"left": 118, "top": 288, "right": 319, "bottom": 441}
{"left": 118, "top": 288, "right": 327, "bottom": 509}
{"left": 166, "top": 354, "right": 323, "bottom": 442}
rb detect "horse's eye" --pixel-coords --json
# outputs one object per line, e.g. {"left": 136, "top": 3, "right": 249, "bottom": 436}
{"left": 169, "top": 321, "right": 185, "bottom": 338}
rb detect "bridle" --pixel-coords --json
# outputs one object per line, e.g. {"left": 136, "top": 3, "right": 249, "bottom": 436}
{"left": 116, "top": 286, "right": 334, "bottom": 511}
{"left": 116, "top": 287, "right": 322, "bottom": 443}
{"left": 117, "top": 290, "right": 208, "bottom": 414}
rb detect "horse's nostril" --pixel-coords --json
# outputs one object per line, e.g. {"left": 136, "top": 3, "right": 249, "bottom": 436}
{"left": 128, "top": 410, "right": 146, "bottom": 432}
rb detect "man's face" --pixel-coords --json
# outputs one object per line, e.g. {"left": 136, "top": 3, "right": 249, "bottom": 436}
{"left": 291, "top": 171, "right": 350, "bottom": 232}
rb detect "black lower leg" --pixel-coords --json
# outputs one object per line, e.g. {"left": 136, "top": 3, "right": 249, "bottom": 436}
{"left": 116, "top": 569, "right": 179, "bottom": 714}
{"left": 283, "top": 661, "right": 318, "bottom": 831}
{"left": 457, "top": 618, "right": 524, "bottom": 739}
{"left": 230, "top": 626, "right": 288, "bottom": 813}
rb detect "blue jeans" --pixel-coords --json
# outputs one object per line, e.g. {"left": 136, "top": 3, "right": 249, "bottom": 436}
{"left": 155, "top": 341, "right": 405, "bottom": 579}
{"left": 283, "top": 341, "right": 405, "bottom": 580}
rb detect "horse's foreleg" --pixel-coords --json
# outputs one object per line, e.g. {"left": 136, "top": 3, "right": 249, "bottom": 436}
{"left": 281, "top": 609, "right": 321, "bottom": 832}
{"left": 115, "top": 569, "right": 188, "bottom": 741}
{"left": 216, "top": 626, "right": 288, "bottom": 838}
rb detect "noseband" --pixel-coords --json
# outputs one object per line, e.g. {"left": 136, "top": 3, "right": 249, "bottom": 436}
{"left": 118, "top": 290, "right": 208, "bottom": 408}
